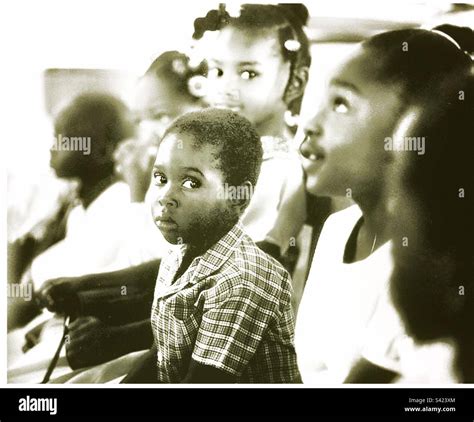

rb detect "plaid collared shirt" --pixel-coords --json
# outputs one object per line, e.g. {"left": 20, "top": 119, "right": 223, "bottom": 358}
{"left": 150, "top": 221, "right": 299, "bottom": 383}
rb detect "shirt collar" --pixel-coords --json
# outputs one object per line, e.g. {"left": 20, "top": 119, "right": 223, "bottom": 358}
{"left": 175, "top": 220, "right": 246, "bottom": 287}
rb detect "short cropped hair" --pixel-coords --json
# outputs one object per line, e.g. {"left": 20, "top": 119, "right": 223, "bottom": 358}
{"left": 55, "top": 92, "right": 133, "bottom": 152}
{"left": 163, "top": 108, "right": 263, "bottom": 188}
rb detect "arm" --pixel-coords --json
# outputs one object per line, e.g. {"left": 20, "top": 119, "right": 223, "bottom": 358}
{"left": 36, "top": 259, "right": 160, "bottom": 315}
{"left": 113, "top": 138, "right": 155, "bottom": 203}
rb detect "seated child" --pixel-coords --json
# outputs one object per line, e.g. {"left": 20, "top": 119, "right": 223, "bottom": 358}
{"left": 295, "top": 24, "right": 473, "bottom": 384}
{"left": 148, "top": 108, "right": 298, "bottom": 383}
{"left": 7, "top": 93, "right": 140, "bottom": 382}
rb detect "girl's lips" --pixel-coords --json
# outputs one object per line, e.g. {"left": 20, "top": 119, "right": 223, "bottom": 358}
{"left": 301, "top": 151, "right": 326, "bottom": 175}
{"left": 301, "top": 149, "right": 326, "bottom": 164}
{"left": 306, "top": 152, "right": 325, "bottom": 161}
{"left": 300, "top": 135, "right": 327, "bottom": 163}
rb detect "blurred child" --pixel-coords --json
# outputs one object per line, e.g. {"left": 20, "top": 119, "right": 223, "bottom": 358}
{"left": 8, "top": 93, "right": 136, "bottom": 382}
{"left": 295, "top": 25, "right": 473, "bottom": 383}
{"left": 114, "top": 50, "right": 207, "bottom": 202}
{"left": 388, "top": 25, "right": 473, "bottom": 382}
{"left": 148, "top": 108, "right": 298, "bottom": 382}
{"left": 8, "top": 93, "right": 134, "bottom": 327}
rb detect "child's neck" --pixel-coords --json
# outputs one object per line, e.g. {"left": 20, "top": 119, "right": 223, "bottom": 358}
{"left": 78, "top": 170, "right": 116, "bottom": 209}
{"left": 352, "top": 192, "right": 390, "bottom": 262}
{"left": 256, "top": 109, "right": 287, "bottom": 139}
{"left": 173, "top": 220, "right": 238, "bottom": 283}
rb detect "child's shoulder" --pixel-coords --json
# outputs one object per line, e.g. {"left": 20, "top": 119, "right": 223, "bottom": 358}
{"left": 218, "top": 233, "right": 291, "bottom": 297}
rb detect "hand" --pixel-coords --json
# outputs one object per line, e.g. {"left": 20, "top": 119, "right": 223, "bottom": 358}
{"left": 65, "top": 316, "right": 123, "bottom": 369}
{"left": 35, "top": 277, "right": 80, "bottom": 315}
{"left": 114, "top": 138, "right": 156, "bottom": 202}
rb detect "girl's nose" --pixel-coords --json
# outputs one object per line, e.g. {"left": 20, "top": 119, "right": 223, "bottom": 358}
{"left": 299, "top": 121, "right": 324, "bottom": 159}
{"left": 222, "top": 88, "right": 240, "bottom": 102}
{"left": 215, "top": 73, "right": 241, "bottom": 101}
{"left": 305, "top": 111, "right": 325, "bottom": 139}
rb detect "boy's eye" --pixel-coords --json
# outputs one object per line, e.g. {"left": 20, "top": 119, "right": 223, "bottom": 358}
{"left": 182, "top": 177, "right": 201, "bottom": 189}
{"left": 240, "top": 70, "right": 258, "bottom": 80}
{"left": 153, "top": 171, "right": 167, "bottom": 185}
{"left": 332, "top": 96, "right": 350, "bottom": 114}
{"left": 208, "top": 67, "right": 223, "bottom": 78}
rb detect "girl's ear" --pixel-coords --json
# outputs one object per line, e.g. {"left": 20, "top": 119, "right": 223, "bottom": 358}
{"left": 284, "top": 66, "right": 309, "bottom": 106}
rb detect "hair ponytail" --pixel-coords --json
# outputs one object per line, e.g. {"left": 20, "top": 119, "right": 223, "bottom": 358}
{"left": 144, "top": 51, "right": 208, "bottom": 101}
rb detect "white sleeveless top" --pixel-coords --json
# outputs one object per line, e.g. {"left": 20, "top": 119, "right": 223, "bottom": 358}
{"left": 295, "top": 205, "right": 458, "bottom": 384}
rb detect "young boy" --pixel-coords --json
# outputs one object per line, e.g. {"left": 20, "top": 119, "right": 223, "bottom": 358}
{"left": 149, "top": 108, "right": 298, "bottom": 383}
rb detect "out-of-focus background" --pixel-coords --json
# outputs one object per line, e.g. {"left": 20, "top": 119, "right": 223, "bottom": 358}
{"left": 3, "top": 0, "right": 473, "bottom": 241}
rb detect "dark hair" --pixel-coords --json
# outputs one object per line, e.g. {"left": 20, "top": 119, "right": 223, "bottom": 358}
{"left": 144, "top": 50, "right": 207, "bottom": 103}
{"left": 163, "top": 108, "right": 263, "bottom": 190}
{"left": 388, "top": 46, "right": 474, "bottom": 380}
{"left": 362, "top": 25, "right": 473, "bottom": 104}
{"left": 55, "top": 92, "right": 133, "bottom": 153}
{"left": 193, "top": 3, "right": 311, "bottom": 114}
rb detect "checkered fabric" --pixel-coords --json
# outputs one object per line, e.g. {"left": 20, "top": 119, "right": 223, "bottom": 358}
{"left": 151, "top": 221, "right": 299, "bottom": 383}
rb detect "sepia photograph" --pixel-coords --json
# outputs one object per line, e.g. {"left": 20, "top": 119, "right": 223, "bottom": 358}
{"left": 2, "top": 0, "right": 474, "bottom": 417}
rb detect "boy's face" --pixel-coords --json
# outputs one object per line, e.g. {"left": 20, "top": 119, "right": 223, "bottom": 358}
{"left": 50, "top": 143, "right": 84, "bottom": 178}
{"left": 205, "top": 27, "right": 290, "bottom": 134}
{"left": 150, "top": 131, "right": 236, "bottom": 247}
{"left": 299, "top": 47, "right": 403, "bottom": 199}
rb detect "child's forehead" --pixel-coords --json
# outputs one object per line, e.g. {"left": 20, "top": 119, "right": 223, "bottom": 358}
{"left": 332, "top": 49, "right": 394, "bottom": 94}
{"left": 158, "top": 131, "right": 221, "bottom": 166}
{"left": 210, "top": 26, "right": 282, "bottom": 60}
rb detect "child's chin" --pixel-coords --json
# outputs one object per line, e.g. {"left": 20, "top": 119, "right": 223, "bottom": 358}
{"left": 160, "top": 231, "right": 184, "bottom": 245}
{"left": 305, "top": 175, "right": 327, "bottom": 196}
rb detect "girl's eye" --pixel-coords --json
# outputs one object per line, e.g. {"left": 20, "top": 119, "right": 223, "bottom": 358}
{"left": 182, "top": 178, "right": 201, "bottom": 189}
{"left": 208, "top": 67, "right": 223, "bottom": 78}
{"left": 240, "top": 70, "right": 258, "bottom": 80}
{"left": 153, "top": 172, "right": 167, "bottom": 185}
{"left": 332, "top": 96, "right": 350, "bottom": 114}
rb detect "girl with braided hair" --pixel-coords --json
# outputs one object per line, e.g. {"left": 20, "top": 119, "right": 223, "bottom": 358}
{"left": 192, "top": 3, "right": 316, "bottom": 266}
